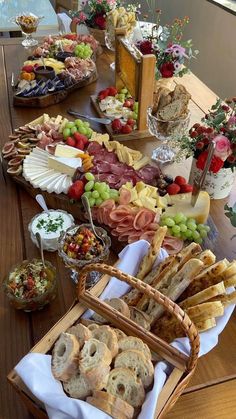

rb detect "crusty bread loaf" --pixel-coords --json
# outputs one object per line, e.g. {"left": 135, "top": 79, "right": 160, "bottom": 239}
{"left": 92, "top": 391, "right": 134, "bottom": 419}
{"left": 63, "top": 369, "right": 92, "bottom": 400}
{"left": 114, "top": 349, "right": 154, "bottom": 388}
{"left": 129, "top": 306, "right": 151, "bottom": 330}
{"left": 93, "top": 298, "right": 130, "bottom": 324}
{"left": 86, "top": 396, "right": 132, "bottom": 419}
{"left": 67, "top": 324, "right": 91, "bottom": 348}
{"left": 91, "top": 325, "right": 119, "bottom": 358}
{"left": 51, "top": 333, "right": 80, "bottom": 382}
{"left": 112, "top": 328, "right": 127, "bottom": 341}
{"left": 106, "top": 368, "right": 145, "bottom": 408}
{"left": 80, "top": 338, "right": 112, "bottom": 372}
{"left": 118, "top": 336, "right": 151, "bottom": 360}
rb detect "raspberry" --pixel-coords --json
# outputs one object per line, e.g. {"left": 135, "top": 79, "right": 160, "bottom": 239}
{"left": 180, "top": 184, "right": 193, "bottom": 193}
{"left": 174, "top": 176, "right": 186, "bottom": 186}
{"left": 166, "top": 183, "right": 181, "bottom": 195}
{"left": 121, "top": 124, "right": 133, "bottom": 134}
{"left": 112, "top": 119, "right": 122, "bottom": 133}
{"left": 66, "top": 137, "right": 76, "bottom": 147}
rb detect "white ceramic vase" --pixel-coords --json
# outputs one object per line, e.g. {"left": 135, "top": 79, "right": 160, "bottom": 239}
{"left": 189, "top": 158, "right": 236, "bottom": 199}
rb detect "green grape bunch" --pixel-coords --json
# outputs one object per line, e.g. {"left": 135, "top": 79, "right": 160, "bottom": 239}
{"left": 160, "top": 212, "right": 210, "bottom": 244}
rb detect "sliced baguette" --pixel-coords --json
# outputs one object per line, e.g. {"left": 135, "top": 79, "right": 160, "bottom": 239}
{"left": 114, "top": 349, "right": 154, "bottom": 388}
{"left": 186, "top": 301, "right": 224, "bottom": 322}
{"left": 195, "top": 318, "right": 216, "bottom": 332}
{"left": 67, "top": 324, "right": 91, "bottom": 348}
{"left": 80, "top": 338, "right": 112, "bottom": 372}
{"left": 197, "top": 249, "right": 216, "bottom": 267}
{"left": 112, "top": 328, "right": 127, "bottom": 341}
{"left": 224, "top": 274, "right": 236, "bottom": 288}
{"left": 86, "top": 396, "right": 132, "bottom": 419}
{"left": 91, "top": 325, "right": 119, "bottom": 358}
{"left": 92, "top": 390, "right": 134, "bottom": 419}
{"left": 207, "top": 290, "right": 236, "bottom": 307}
{"left": 51, "top": 333, "right": 80, "bottom": 382}
{"left": 63, "top": 369, "right": 92, "bottom": 400}
{"left": 83, "top": 365, "right": 110, "bottom": 391}
{"left": 129, "top": 306, "right": 151, "bottom": 330}
{"left": 118, "top": 336, "right": 152, "bottom": 360}
{"left": 106, "top": 367, "right": 145, "bottom": 408}
{"left": 179, "top": 282, "right": 226, "bottom": 309}
{"left": 93, "top": 298, "right": 130, "bottom": 324}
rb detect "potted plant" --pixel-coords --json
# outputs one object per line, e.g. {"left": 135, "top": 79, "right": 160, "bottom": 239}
{"left": 136, "top": 10, "right": 198, "bottom": 90}
{"left": 175, "top": 98, "right": 236, "bottom": 199}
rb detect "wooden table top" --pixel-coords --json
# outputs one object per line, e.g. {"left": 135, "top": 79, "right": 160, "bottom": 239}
{"left": 0, "top": 37, "right": 236, "bottom": 419}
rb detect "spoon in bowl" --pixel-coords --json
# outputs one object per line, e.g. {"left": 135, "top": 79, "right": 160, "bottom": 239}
{"left": 81, "top": 195, "right": 105, "bottom": 247}
{"left": 35, "top": 232, "right": 46, "bottom": 269}
{"left": 35, "top": 194, "right": 50, "bottom": 215}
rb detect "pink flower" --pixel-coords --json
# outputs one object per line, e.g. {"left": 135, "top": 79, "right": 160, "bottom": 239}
{"left": 213, "top": 135, "right": 232, "bottom": 161}
{"left": 227, "top": 116, "right": 236, "bottom": 131}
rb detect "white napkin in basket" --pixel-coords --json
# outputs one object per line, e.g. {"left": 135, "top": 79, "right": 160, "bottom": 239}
{"left": 15, "top": 240, "right": 235, "bottom": 419}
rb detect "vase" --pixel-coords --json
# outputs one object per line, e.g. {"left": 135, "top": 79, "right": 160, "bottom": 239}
{"left": 155, "top": 77, "right": 175, "bottom": 92}
{"left": 88, "top": 27, "right": 106, "bottom": 46}
{"left": 189, "top": 158, "right": 236, "bottom": 199}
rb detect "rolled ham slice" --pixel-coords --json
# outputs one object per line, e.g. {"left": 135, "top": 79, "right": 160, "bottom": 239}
{"left": 119, "top": 189, "right": 132, "bottom": 205}
{"left": 133, "top": 209, "right": 155, "bottom": 231}
{"left": 163, "top": 235, "right": 184, "bottom": 255}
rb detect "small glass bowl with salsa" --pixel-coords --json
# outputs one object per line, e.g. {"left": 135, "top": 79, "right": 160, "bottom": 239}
{"left": 58, "top": 224, "right": 111, "bottom": 288}
{"left": 3, "top": 259, "right": 57, "bottom": 312}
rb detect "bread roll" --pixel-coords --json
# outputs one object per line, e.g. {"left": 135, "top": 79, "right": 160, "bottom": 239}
{"left": 106, "top": 368, "right": 145, "bottom": 408}
{"left": 91, "top": 325, "right": 119, "bottom": 358}
{"left": 114, "top": 349, "right": 154, "bottom": 388}
{"left": 118, "top": 336, "right": 151, "bottom": 360}
{"left": 63, "top": 369, "right": 92, "bottom": 400}
{"left": 51, "top": 333, "right": 80, "bottom": 382}
{"left": 67, "top": 324, "right": 91, "bottom": 348}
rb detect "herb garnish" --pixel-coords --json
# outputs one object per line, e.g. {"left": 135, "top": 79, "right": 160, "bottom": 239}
{"left": 36, "top": 215, "right": 64, "bottom": 234}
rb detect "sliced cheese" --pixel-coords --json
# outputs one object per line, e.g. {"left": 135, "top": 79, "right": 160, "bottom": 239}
{"left": 48, "top": 156, "right": 82, "bottom": 177}
{"left": 163, "top": 191, "right": 210, "bottom": 224}
{"left": 133, "top": 156, "right": 150, "bottom": 170}
{"left": 54, "top": 144, "right": 84, "bottom": 158}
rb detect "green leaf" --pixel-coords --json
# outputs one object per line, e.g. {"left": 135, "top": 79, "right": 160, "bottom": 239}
{"left": 231, "top": 214, "right": 236, "bottom": 227}
{"left": 212, "top": 112, "right": 226, "bottom": 126}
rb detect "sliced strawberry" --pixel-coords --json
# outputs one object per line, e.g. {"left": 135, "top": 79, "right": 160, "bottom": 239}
{"left": 127, "top": 118, "right": 135, "bottom": 127}
{"left": 66, "top": 137, "right": 76, "bottom": 147}
{"left": 75, "top": 138, "right": 85, "bottom": 150}
{"left": 180, "top": 184, "right": 193, "bottom": 193}
{"left": 112, "top": 119, "right": 122, "bottom": 133}
{"left": 74, "top": 132, "right": 88, "bottom": 144}
{"left": 98, "top": 88, "right": 110, "bottom": 101}
{"left": 121, "top": 124, "right": 132, "bottom": 134}
{"left": 68, "top": 180, "right": 84, "bottom": 200}
{"left": 166, "top": 183, "right": 181, "bottom": 195}
{"left": 108, "top": 86, "right": 118, "bottom": 96}
{"left": 22, "top": 65, "right": 34, "bottom": 73}
{"left": 174, "top": 176, "right": 187, "bottom": 186}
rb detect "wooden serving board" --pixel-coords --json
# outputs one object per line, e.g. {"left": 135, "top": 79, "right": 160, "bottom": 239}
{"left": 91, "top": 95, "right": 151, "bottom": 141}
{"left": 13, "top": 70, "right": 98, "bottom": 108}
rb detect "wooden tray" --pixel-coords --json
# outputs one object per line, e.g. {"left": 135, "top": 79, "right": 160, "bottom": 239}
{"left": 8, "top": 262, "right": 200, "bottom": 419}
{"left": 13, "top": 70, "right": 98, "bottom": 108}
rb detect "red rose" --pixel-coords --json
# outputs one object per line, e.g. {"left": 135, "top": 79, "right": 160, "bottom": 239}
{"left": 138, "top": 40, "right": 153, "bottom": 55}
{"left": 159, "top": 62, "right": 175, "bottom": 78}
{"left": 94, "top": 14, "right": 106, "bottom": 30}
{"left": 196, "top": 150, "right": 224, "bottom": 174}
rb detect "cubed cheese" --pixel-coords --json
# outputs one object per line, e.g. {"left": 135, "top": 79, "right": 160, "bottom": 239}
{"left": 163, "top": 191, "right": 210, "bottom": 224}
{"left": 48, "top": 156, "right": 82, "bottom": 177}
{"left": 55, "top": 144, "right": 83, "bottom": 158}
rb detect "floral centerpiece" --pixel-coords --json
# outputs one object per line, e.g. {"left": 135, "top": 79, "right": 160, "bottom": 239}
{"left": 175, "top": 98, "right": 236, "bottom": 199}
{"left": 69, "top": 0, "right": 118, "bottom": 31}
{"left": 136, "top": 10, "right": 198, "bottom": 82}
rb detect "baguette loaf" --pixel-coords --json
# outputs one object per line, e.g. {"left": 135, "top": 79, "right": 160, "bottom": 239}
{"left": 106, "top": 368, "right": 145, "bottom": 408}
{"left": 63, "top": 369, "right": 92, "bottom": 400}
{"left": 114, "top": 349, "right": 154, "bottom": 388}
{"left": 118, "top": 336, "right": 152, "bottom": 360}
{"left": 51, "top": 333, "right": 80, "bottom": 382}
{"left": 91, "top": 325, "right": 119, "bottom": 358}
{"left": 197, "top": 249, "right": 216, "bottom": 267}
{"left": 195, "top": 318, "right": 216, "bottom": 332}
{"left": 67, "top": 324, "right": 91, "bottom": 347}
{"left": 92, "top": 391, "right": 134, "bottom": 419}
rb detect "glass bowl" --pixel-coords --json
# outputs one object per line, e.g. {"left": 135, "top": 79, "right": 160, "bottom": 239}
{"left": 12, "top": 13, "right": 44, "bottom": 47}
{"left": 3, "top": 259, "right": 57, "bottom": 312}
{"left": 58, "top": 224, "right": 111, "bottom": 288}
{"left": 147, "top": 107, "right": 190, "bottom": 164}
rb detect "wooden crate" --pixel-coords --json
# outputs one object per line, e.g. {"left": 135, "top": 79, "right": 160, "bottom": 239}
{"left": 8, "top": 263, "right": 200, "bottom": 419}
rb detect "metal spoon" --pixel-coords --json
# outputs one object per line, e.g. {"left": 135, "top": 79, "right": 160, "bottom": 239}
{"left": 41, "top": 56, "right": 46, "bottom": 69}
{"left": 35, "top": 194, "right": 50, "bottom": 215}
{"left": 67, "top": 109, "right": 112, "bottom": 125}
{"left": 35, "top": 232, "right": 46, "bottom": 269}
{"left": 81, "top": 195, "right": 105, "bottom": 246}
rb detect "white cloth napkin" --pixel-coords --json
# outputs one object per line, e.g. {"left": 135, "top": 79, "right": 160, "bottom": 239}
{"left": 15, "top": 241, "right": 235, "bottom": 419}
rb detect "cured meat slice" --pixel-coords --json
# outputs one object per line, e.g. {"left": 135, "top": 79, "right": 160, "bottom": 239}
{"left": 127, "top": 231, "right": 142, "bottom": 244}
{"left": 119, "top": 189, "right": 131, "bottom": 205}
{"left": 162, "top": 235, "right": 184, "bottom": 255}
{"left": 133, "top": 209, "right": 155, "bottom": 231}
{"left": 99, "top": 199, "right": 116, "bottom": 210}
{"left": 87, "top": 141, "right": 103, "bottom": 155}
{"left": 139, "top": 230, "right": 156, "bottom": 242}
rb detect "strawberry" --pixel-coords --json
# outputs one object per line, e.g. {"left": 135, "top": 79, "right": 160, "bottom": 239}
{"left": 68, "top": 180, "right": 84, "bottom": 200}
{"left": 166, "top": 183, "right": 181, "bottom": 195}
{"left": 63, "top": 33, "right": 77, "bottom": 41}
{"left": 22, "top": 65, "right": 34, "bottom": 73}
{"left": 75, "top": 138, "right": 85, "bottom": 150}
{"left": 98, "top": 88, "right": 110, "bottom": 101}
{"left": 108, "top": 86, "right": 118, "bottom": 96}
{"left": 127, "top": 118, "right": 135, "bottom": 127}
{"left": 73, "top": 132, "right": 88, "bottom": 145}
{"left": 121, "top": 124, "right": 132, "bottom": 134}
{"left": 66, "top": 137, "right": 76, "bottom": 147}
{"left": 174, "top": 176, "right": 186, "bottom": 186}
{"left": 123, "top": 98, "right": 134, "bottom": 109}
{"left": 112, "top": 119, "right": 122, "bottom": 133}
{"left": 180, "top": 184, "right": 193, "bottom": 193}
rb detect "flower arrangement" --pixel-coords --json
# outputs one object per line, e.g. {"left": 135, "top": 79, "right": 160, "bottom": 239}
{"left": 175, "top": 98, "right": 236, "bottom": 174}
{"left": 136, "top": 10, "right": 198, "bottom": 80}
{"left": 69, "top": 0, "right": 118, "bottom": 30}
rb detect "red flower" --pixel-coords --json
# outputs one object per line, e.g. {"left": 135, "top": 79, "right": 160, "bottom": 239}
{"left": 159, "top": 62, "right": 175, "bottom": 78}
{"left": 196, "top": 141, "right": 204, "bottom": 149}
{"left": 138, "top": 40, "right": 153, "bottom": 55}
{"left": 196, "top": 150, "right": 224, "bottom": 174}
{"left": 94, "top": 14, "right": 106, "bottom": 30}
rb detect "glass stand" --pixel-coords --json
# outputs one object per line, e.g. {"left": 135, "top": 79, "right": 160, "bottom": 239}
{"left": 152, "top": 144, "right": 175, "bottom": 164}
{"left": 71, "top": 269, "right": 102, "bottom": 288}
{"left": 21, "top": 32, "right": 38, "bottom": 47}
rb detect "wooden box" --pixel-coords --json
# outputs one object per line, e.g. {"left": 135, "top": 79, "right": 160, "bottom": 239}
{"left": 8, "top": 263, "right": 200, "bottom": 418}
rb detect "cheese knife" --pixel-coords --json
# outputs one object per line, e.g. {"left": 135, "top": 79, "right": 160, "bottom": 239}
{"left": 67, "top": 109, "right": 112, "bottom": 125}
{"left": 191, "top": 141, "right": 216, "bottom": 207}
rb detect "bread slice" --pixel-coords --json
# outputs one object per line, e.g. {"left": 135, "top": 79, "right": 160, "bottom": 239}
{"left": 83, "top": 365, "right": 110, "bottom": 391}
{"left": 86, "top": 396, "right": 133, "bottom": 419}
{"left": 186, "top": 301, "right": 224, "bottom": 322}
{"left": 197, "top": 249, "right": 216, "bottom": 267}
{"left": 112, "top": 328, "right": 127, "bottom": 341}
{"left": 67, "top": 324, "right": 91, "bottom": 348}
{"left": 63, "top": 369, "right": 92, "bottom": 400}
{"left": 106, "top": 368, "right": 145, "bottom": 408}
{"left": 80, "top": 338, "right": 112, "bottom": 372}
{"left": 118, "top": 336, "right": 151, "bottom": 360}
{"left": 224, "top": 274, "right": 236, "bottom": 288}
{"left": 51, "top": 333, "right": 80, "bottom": 382}
{"left": 179, "top": 282, "right": 226, "bottom": 309}
{"left": 80, "top": 319, "right": 103, "bottom": 329}
{"left": 129, "top": 306, "right": 151, "bottom": 330}
{"left": 114, "top": 349, "right": 154, "bottom": 388}
{"left": 91, "top": 325, "right": 119, "bottom": 358}
{"left": 195, "top": 318, "right": 216, "bottom": 332}
{"left": 92, "top": 390, "right": 134, "bottom": 419}
{"left": 158, "top": 98, "right": 188, "bottom": 121}
{"left": 93, "top": 298, "right": 130, "bottom": 324}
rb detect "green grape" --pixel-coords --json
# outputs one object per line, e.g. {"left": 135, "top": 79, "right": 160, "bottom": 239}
{"left": 120, "top": 88, "right": 128, "bottom": 94}
{"left": 78, "top": 126, "right": 87, "bottom": 135}
{"left": 159, "top": 219, "right": 166, "bottom": 226}
{"left": 194, "top": 237, "right": 203, "bottom": 244}
{"left": 88, "top": 197, "right": 96, "bottom": 207}
{"left": 63, "top": 127, "right": 71, "bottom": 138}
{"left": 92, "top": 190, "right": 100, "bottom": 199}
{"left": 188, "top": 218, "right": 196, "bottom": 225}
{"left": 100, "top": 191, "right": 110, "bottom": 200}
{"left": 179, "top": 223, "right": 187, "bottom": 232}
{"left": 192, "top": 230, "right": 200, "bottom": 240}
{"left": 110, "top": 188, "right": 119, "bottom": 195}
{"left": 110, "top": 193, "right": 119, "bottom": 202}
{"left": 199, "top": 229, "right": 208, "bottom": 238}
{"left": 75, "top": 119, "right": 83, "bottom": 127}
{"left": 95, "top": 198, "right": 103, "bottom": 206}
{"left": 84, "top": 180, "right": 94, "bottom": 191}
{"left": 181, "top": 233, "right": 188, "bottom": 241}
{"left": 65, "top": 121, "right": 75, "bottom": 129}
{"left": 118, "top": 93, "right": 125, "bottom": 102}
{"left": 83, "top": 121, "right": 90, "bottom": 128}
{"left": 94, "top": 182, "right": 102, "bottom": 191}
{"left": 86, "top": 128, "right": 93, "bottom": 139}
{"left": 187, "top": 221, "right": 197, "bottom": 231}
{"left": 172, "top": 231, "right": 181, "bottom": 238}
{"left": 172, "top": 225, "right": 181, "bottom": 234}
{"left": 133, "top": 102, "right": 139, "bottom": 112}
{"left": 132, "top": 112, "right": 138, "bottom": 120}
{"left": 70, "top": 126, "right": 78, "bottom": 135}
{"left": 82, "top": 191, "right": 92, "bottom": 198}
{"left": 204, "top": 225, "right": 210, "bottom": 232}
{"left": 197, "top": 223, "right": 206, "bottom": 231}
{"left": 185, "top": 229, "right": 193, "bottom": 239}
{"left": 164, "top": 217, "right": 175, "bottom": 227}
{"left": 173, "top": 212, "right": 185, "bottom": 224}
{"left": 85, "top": 172, "right": 95, "bottom": 181}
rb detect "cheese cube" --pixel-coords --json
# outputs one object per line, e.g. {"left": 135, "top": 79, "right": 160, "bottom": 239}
{"left": 55, "top": 144, "right": 83, "bottom": 158}
{"left": 48, "top": 156, "right": 82, "bottom": 177}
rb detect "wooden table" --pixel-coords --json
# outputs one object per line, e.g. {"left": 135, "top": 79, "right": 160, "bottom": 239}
{"left": 0, "top": 37, "right": 236, "bottom": 419}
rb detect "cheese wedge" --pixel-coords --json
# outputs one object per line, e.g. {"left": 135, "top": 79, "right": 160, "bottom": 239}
{"left": 54, "top": 144, "right": 84, "bottom": 158}
{"left": 48, "top": 156, "right": 82, "bottom": 177}
{"left": 163, "top": 191, "right": 210, "bottom": 223}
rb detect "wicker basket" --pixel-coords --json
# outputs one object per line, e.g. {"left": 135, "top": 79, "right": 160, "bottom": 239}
{"left": 8, "top": 263, "right": 200, "bottom": 418}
